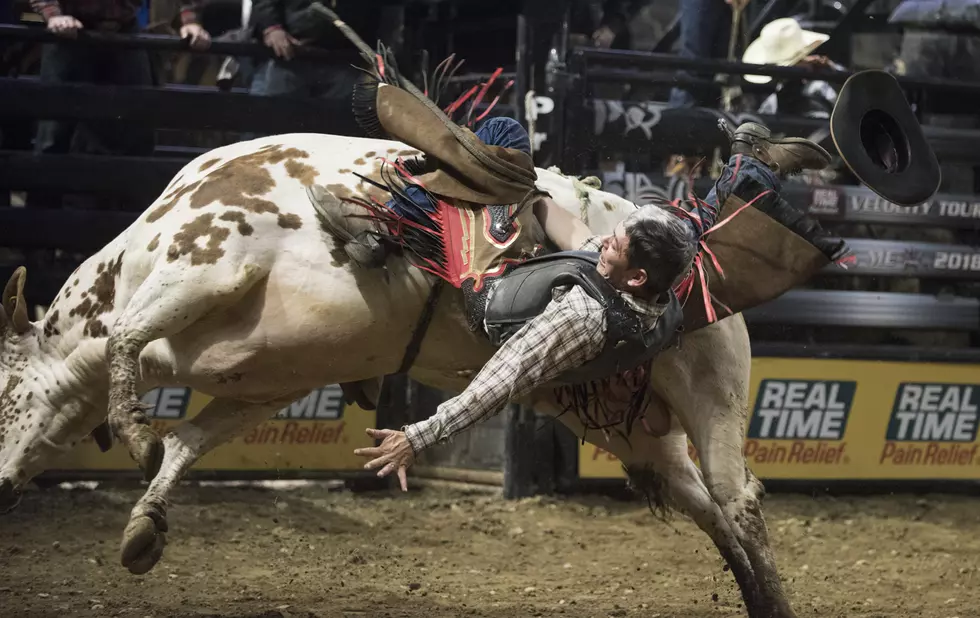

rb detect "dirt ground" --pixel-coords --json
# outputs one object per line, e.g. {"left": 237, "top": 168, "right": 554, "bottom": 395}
{"left": 2, "top": 481, "right": 980, "bottom": 618}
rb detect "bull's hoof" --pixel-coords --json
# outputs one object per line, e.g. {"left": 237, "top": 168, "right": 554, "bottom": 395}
{"left": 129, "top": 426, "right": 164, "bottom": 482}
{"left": 121, "top": 514, "right": 167, "bottom": 575}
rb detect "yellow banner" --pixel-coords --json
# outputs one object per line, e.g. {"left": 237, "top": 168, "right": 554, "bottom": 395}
{"left": 53, "top": 386, "right": 376, "bottom": 472}
{"left": 580, "top": 357, "right": 980, "bottom": 480}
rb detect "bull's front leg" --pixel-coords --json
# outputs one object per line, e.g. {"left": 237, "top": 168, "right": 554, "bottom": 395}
{"left": 107, "top": 261, "right": 265, "bottom": 480}
{"left": 121, "top": 395, "right": 299, "bottom": 575}
{"left": 107, "top": 333, "right": 164, "bottom": 482}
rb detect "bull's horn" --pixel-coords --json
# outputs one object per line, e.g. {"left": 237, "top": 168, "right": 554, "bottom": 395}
{"left": 90, "top": 421, "right": 113, "bottom": 453}
{"left": 2, "top": 267, "right": 31, "bottom": 335}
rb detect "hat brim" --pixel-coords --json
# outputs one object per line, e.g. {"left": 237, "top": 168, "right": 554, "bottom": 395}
{"left": 830, "top": 70, "right": 941, "bottom": 206}
{"left": 742, "top": 30, "right": 829, "bottom": 84}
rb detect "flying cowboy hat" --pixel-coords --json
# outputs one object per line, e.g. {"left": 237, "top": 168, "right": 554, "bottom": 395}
{"left": 742, "top": 17, "right": 828, "bottom": 84}
{"left": 830, "top": 69, "right": 941, "bottom": 206}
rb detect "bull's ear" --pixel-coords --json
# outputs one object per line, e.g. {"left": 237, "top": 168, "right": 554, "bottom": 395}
{"left": 2, "top": 267, "right": 31, "bottom": 335}
{"left": 91, "top": 421, "right": 113, "bottom": 453}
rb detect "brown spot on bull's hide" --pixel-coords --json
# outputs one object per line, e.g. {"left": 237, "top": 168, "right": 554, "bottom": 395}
{"left": 603, "top": 200, "right": 616, "bottom": 211}
{"left": 364, "top": 151, "right": 377, "bottom": 158}
{"left": 187, "top": 144, "right": 312, "bottom": 215}
{"left": 329, "top": 245, "right": 351, "bottom": 268}
{"left": 353, "top": 158, "right": 366, "bottom": 166}
{"left": 72, "top": 279, "right": 79, "bottom": 287}
{"left": 397, "top": 150, "right": 421, "bottom": 157}
{"left": 167, "top": 213, "right": 231, "bottom": 266}
{"left": 326, "top": 184, "right": 354, "bottom": 200}
{"left": 68, "top": 252, "right": 125, "bottom": 324}
{"left": 64, "top": 289, "right": 71, "bottom": 299}
{"left": 219, "top": 211, "right": 254, "bottom": 236}
{"left": 338, "top": 168, "right": 352, "bottom": 174}
{"left": 386, "top": 148, "right": 398, "bottom": 154}
{"left": 147, "top": 234, "right": 160, "bottom": 251}
{"left": 277, "top": 214, "right": 303, "bottom": 229}
{"left": 285, "top": 159, "right": 319, "bottom": 187}
{"left": 84, "top": 320, "right": 109, "bottom": 337}
{"left": 199, "top": 157, "right": 222, "bottom": 172}
{"left": 147, "top": 181, "right": 202, "bottom": 223}
{"left": 43, "top": 310, "right": 60, "bottom": 339}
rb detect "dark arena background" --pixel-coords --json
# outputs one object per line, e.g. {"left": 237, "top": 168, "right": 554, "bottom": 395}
{"left": 2, "top": 0, "right": 980, "bottom": 616}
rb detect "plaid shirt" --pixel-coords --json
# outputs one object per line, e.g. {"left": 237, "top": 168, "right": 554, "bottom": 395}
{"left": 405, "top": 236, "right": 669, "bottom": 454}
{"left": 30, "top": 0, "right": 200, "bottom": 25}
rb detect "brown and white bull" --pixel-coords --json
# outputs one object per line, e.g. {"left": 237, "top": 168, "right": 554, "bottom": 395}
{"left": 0, "top": 133, "right": 795, "bottom": 618}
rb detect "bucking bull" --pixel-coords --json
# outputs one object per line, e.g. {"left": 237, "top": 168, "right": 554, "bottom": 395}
{"left": 0, "top": 135, "right": 811, "bottom": 617}
{"left": 0, "top": 46, "right": 936, "bottom": 618}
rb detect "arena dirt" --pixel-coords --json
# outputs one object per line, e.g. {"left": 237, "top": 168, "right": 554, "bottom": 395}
{"left": 2, "top": 481, "right": 979, "bottom": 618}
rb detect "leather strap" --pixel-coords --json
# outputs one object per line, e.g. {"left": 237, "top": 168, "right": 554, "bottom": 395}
{"left": 397, "top": 280, "right": 444, "bottom": 375}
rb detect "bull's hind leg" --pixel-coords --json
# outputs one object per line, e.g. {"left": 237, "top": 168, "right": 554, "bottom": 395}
{"left": 552, "top": 413, "right": 759, "bottom": 613}
{"left": 659, "top": 317, "right": 797, "bottom": 618}
{"left": 688, "top": 401, "right": 796, "bottom": 618}
{"left": 107, "top": 262, "right": 265, "bottom": 480}
{"left": 623, "top": 425, "right": 763, "bottom": 615}
{"left": 120, "top": 394, "right": 301, "bottom": 574}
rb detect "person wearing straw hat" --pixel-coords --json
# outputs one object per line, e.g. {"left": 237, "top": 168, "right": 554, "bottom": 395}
{"left": 742, "top": 17, "right": 828, "bottom": 83}
{"left": 741, "top": 17, "right": 846, "bottom": 120}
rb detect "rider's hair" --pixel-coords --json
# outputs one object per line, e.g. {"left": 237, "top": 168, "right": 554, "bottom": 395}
{"left": 623, "top": 204, "right": 698, "bottom": 296}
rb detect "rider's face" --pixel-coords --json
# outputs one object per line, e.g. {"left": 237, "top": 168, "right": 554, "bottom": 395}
{"left": 597, "top": 222, "right": 647, "bottom": 293}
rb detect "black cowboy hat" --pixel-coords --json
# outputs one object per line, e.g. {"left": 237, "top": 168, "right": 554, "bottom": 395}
{"left": 830, "top": 69, "right": 941, "bottom": 206}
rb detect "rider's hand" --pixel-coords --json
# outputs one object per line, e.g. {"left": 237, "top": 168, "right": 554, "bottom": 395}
{"left": 180, "top": 23, "right": 211, "bottom": 51}
{"left": 47, "top": 15, "right": 83, "bottom": 37}
{"left": 263, "top": 27, "right": 301, "bottom": 60}
{"left": 353, "top": 428, "right": 415, "bottom": 492}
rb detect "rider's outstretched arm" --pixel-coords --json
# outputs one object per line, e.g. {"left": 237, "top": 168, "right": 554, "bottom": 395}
{"left": 404, "top": 286, "right": 606, "bottom": 454}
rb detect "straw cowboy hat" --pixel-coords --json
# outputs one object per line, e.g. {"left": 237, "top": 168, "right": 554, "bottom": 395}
{"left": 742, "top": 18, "right": 829, "bottom": 84}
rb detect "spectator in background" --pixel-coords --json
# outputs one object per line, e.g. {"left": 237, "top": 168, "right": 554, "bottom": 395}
{"left": 889, "top": 0, "right": 980, "bottom": 193}
{"left": 249, "top": 0, "right": 402, "bottom": 105}
{"left": 569, "top": 0, "right": 655, "bottom": 50}
{"left": 668, "top": 0, "right": 750, "bottom": 108}
{"left": 741, "top": 17, "right": 839, "bottom": 119}
{"left": 28, "top": 0, "right": 211, "bottom": 195}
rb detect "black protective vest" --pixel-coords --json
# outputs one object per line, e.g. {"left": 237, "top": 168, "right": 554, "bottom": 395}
{"left": 483, "top": 251, "right": 682, "bottom": 384}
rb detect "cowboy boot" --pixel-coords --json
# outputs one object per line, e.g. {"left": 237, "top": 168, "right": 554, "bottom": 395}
{"left": 306, "top": 184, "right": 387, "bottom": 268}
{"left": 720, "top": 120, "right": 831, "bottom": 176}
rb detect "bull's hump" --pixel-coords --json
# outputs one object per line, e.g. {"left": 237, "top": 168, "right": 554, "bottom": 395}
{"left": 146, "top": 143, "right": 316, "bottom": 225}
{"left": 138, "top": 137, "right": 422, "bottom": 267}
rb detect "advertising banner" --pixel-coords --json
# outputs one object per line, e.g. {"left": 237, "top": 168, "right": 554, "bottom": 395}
{"left": 579, "top": 357, "right": 980, "bottom": 481}
{"left": 52, "top": 386, "right": 375, "bottom": 473}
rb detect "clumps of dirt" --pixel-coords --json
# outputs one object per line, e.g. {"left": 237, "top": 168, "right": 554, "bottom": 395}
{"left": 2, "top": 484, "right": 980, "bottom": 618}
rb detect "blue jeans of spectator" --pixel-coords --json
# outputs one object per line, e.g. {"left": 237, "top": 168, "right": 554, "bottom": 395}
{"left": 386, "top": 117, "right": 530, "bottom": 223}
{"left": 247, "top": 58, "right": 364, "bottom": 139}
{"left": 34, "top": 38, "right": 154, "bottom": 157}
{"left": 32, "top": 31, "right": 154, "bottom": 208}
{"left": 250, "top": 58, "right": 362, "bottom": 100}
{"left": 668, "top": 0, "right": 731, "bottom": 108}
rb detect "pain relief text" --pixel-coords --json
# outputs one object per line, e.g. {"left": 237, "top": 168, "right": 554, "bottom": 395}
{"left": 743, "top": 439, "right": 846, "bottom": 465}
{"left": 243, "top": 421, "right": 348, "bottom": 445}
{"left": 879, "top": 441, "right": 978, "bottom": 466}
